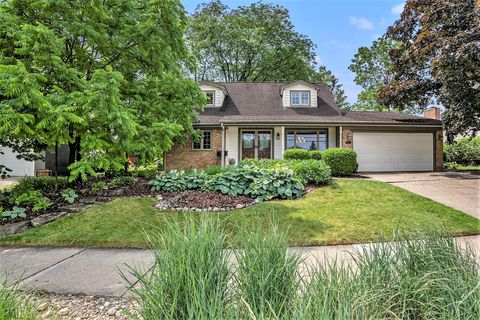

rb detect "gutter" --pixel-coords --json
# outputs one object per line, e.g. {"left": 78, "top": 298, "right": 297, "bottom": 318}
{"left": 221, "top": 123, "right": 225, "bottom": 167}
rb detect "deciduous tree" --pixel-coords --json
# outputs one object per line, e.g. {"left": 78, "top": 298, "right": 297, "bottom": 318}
{"left": 378, "top": 0, "right": 479, "bottom": 140}
{"left": 0, "top": 0, "right": 205, "bottom": 179}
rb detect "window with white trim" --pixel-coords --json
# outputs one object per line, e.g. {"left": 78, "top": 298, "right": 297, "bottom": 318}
{"left": 192, "top": 130, "right": 212, "bottom": 150}
{"left": 205, "top": 91, "right": 215, "bottom": 106}
{"left": 290, "top": 90, "right": 310, "bottom": 106}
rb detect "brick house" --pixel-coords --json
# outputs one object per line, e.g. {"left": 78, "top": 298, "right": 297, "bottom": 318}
{"left": 165, "top": 80, "right": 443, "bottom": 172}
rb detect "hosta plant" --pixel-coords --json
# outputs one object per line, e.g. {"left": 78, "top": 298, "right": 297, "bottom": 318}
{"left": 247, "top": 170, "right": 303, "bottom": 201}
{"left": 61, "top": 188, "right": 78, "bottom": 204}
{"left": 2, "top": 207, "right": 27, "bottom": 220}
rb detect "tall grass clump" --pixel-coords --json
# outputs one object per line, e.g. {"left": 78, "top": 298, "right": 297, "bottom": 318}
{"left": 125, "top": 218, "right": 231, "bottom": 320}
{"left": 128, "top": 220, "right": 479, "bottom": 320}
{"left": 0, "top": 279, "right": 38, "bottom": 320}
{"left": 300, "top": 230, "right": 480, "bottom": 319}
{"left": 234, "top": 225, "right": 303, "bottom": 319}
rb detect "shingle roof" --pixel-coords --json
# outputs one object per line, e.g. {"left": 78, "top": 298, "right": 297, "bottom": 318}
{"left": 196, "top": 82, "right": 442, "bottom": 126}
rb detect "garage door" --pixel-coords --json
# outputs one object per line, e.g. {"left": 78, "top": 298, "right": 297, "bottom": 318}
{"left": 353, "top": 132, "right": 434, "bottom": 172}
{"left": 0, "top": 147, "right": 35, "bottom": 176}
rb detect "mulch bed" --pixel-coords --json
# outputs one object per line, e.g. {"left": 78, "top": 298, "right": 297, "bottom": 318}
{"left": 160, "top": 190, "right": 255, "bottom": 211}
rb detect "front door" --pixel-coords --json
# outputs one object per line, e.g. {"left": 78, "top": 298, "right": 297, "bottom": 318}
{"left": 241, "top": 130, "right": 272, "bottom": 160}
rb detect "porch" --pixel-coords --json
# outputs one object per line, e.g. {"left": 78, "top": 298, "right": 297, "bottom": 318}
{"left": 222, "top": 126, "right": 339, "bottom": 166}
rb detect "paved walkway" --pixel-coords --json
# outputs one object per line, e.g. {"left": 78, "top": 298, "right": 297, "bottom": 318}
{"left": 1, "top": 235, "right": 479, "bottom": 297}
{"left": 366, "top": 172, "right": 480, "bottom": 218}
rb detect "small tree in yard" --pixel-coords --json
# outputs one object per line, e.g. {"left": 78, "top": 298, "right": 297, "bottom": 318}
{"left": 0, "top": 0, "right": 205, "bottom": 181}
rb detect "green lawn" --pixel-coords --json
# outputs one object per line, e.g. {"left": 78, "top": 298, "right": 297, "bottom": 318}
{"left": 0, "top": 179, "right": 478, "bottom": 248}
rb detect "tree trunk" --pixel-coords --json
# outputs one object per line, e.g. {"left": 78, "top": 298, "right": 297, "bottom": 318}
{"left": 54, "top": 142, "right": 59, "bottom": 192}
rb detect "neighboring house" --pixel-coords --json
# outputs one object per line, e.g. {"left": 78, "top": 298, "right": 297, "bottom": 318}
{"left": 0, "top": 148, "right": 46, "bottom": 177}
{"left": 166, "top": 80, "right": 443, "bottom": 172}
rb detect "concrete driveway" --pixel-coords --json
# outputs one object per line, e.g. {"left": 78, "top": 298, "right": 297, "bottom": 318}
{"left": 366, "top": 172, "right": 480, "bottom": 219}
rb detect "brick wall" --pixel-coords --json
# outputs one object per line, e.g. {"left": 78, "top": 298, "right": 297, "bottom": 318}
{"left": 341, "top": 129, "right": 353, "bottom": 148}
{"left": 435, "top": 130, "right": 443, "bottom": 170}
{"left": 165, "top": 129, "right": 223, "bottom": 170}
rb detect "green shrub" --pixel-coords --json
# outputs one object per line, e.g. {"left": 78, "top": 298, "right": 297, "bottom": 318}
{"left": 131, "top": 164, "right": 159, "bottom": 178}
{"left": 291, "top": 160, "right": 332, "bottom": 185}
{"left": 9, "top": 177, "right": 68, "bottom": 199}
{"left": 91, "top": 180, "right": 107, "bottom": 192}
{"left": 203, "top": 165, "right": 223, "bottom": 176}
{"left": 309, "top": 150, "right": 323, "bottom": 160}
{"left": 444, "top": 136, "right": 480, "bottom": 165}
{"left": 1, "top": 207, "right": 27, "bottom": 220}
{"left": 284, "top": 148, "right": 310, "bottom": 160}
{"left": 149, "top": 170, "right": 189, "bottom": 192}
{"left": 32, "top": 198, "right": 52, "bottom": 212}
{"left": 322, "top": 148, "right": 358, "bottom": 176}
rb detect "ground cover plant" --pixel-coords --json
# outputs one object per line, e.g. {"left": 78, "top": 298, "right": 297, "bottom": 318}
{"left": 149, "top": 165, "right": 305, "bottom": 201}
{"left": 126, "top": 218, "right": 480, "bottom": 320}
{"left": 0, "top": 174, "right": 139, "bottom": 226}
{"left": 2, "top": 179, "right": 479, "bottom": 248}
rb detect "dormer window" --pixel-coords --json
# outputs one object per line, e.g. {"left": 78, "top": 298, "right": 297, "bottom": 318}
{"left": 205, "top": 91, "right": 215, "bottom": 106}
{"left": 291, "top": 91, "right": 310, "bottom": 106}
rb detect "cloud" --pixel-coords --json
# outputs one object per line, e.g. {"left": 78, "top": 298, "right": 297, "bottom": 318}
{"left": 391, "top": 3, "right": 405, "bottom": 15}
{"left": 349, "top": 16, "right": 374, "bottom": 30}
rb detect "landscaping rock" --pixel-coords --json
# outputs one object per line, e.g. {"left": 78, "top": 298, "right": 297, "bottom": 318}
{"left": 97, "top": 196, "right": 112, "bottom": 202}
{"left": 31, "top": 211, "right": 69, "bottom": 227}
{"left": 79, "top": 197, "right": 97, "bottom": 204}
{"left": 236, "top": 204, "right": 245, "bottom": 209}
{"left": 109, "top": 188, "right": 126, "bottom": 197}
{"left": 0, "top": 221, "right": 29, "bottom": 237}
{"left": 61, "top": 204, "right": 89, "bottom": 213}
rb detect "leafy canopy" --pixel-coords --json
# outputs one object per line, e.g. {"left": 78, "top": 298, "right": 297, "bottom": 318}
{"left": 0, "top": 0, "right": 205, "bottom": 180}
{"left": 378, "top": 0, "right": 479, "bottom": 140}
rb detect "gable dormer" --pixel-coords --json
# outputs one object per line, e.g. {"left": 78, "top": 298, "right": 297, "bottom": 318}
{"left": 199, "top": 81, "right": 228, "bottom": 107}
{"left": 280, "top": 80, "right": 319, "bottom": 108}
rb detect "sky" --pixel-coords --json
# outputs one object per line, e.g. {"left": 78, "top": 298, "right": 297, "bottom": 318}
{"left": 182, "top": 0, "right": 406, "bottom": 104}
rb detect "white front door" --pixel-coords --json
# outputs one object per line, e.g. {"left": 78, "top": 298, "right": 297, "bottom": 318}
{"left": 353, "top": 132, "right": 434, "bottom": 172}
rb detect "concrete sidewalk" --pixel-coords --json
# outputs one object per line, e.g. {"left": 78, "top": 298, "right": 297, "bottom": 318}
{"left": 1, "top": 235, "right": 479, "bottom": 297}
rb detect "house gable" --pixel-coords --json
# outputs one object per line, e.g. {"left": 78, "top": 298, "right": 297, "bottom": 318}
{"left": 280, "top": 80, "right": 319, "bottom": 108}
{"left": 199, "top": 82, "right": 227, "bottom": 107}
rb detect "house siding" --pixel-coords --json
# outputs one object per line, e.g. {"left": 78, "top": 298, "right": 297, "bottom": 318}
{"left": 165, "top": 129, "right": 222, "bottom": 170}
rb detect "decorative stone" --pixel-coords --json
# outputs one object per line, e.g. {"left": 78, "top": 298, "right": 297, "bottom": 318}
{"left": 97, "top": 196, "right": 112, "bottom": 202}
{"left": 0, "top": 221, "right": 29, "bottom": 237}
{"left": 31, "top": 212, "right": 69, "bottom": 227}
{"left": 61, "top": 204, "right": 89, "bottom": 213}
{"left": 236, "top": 204, "right": 245, "bottom": 209}
{"left": 156, "top": 195, "right": 163, "bottom": 201}
{"left": 79, "top": 197, "right": 97, "bottom": 204}
{"left": 107, "top": 307, "right": 117, "bottom": 316}
{"left": 59, "top": 307, "right": 69, "bottom": 315}
{"left": 37, "top": 302, "right": 48, "bottom": 312}
{"left": 109, "top": 188, "right": 125, "bottom": 197}
{"left": 213, "top": 207, "right": 219, "bottom": 212}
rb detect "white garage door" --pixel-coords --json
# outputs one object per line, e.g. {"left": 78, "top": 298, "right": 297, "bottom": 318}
{"left": 0, "top": 147, "right": 35, "bottom": 176}
{"left": 353, "top": 132, "right": 434, "bottom": 172}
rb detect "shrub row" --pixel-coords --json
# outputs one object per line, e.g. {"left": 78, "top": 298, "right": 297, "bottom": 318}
{"left": 444, "top": 136, "right": 480, "bottom": 165}
{"left": 283, "top": 148, "right": 358, "bottom": 176}
{"left": 149, "top": 165, "right": 304, "bottom": 202}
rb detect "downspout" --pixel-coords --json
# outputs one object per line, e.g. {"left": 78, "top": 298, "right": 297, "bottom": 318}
{"left": 339, "top": 126, "right": 343, "bottom": 148}
{"left": 221, "top": 123, "right": 225, "bottom": 167}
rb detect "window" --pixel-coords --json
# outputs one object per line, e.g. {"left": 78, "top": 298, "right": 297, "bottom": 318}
{"left": 286, "top": 130, "right": 327, "bottom": 151}
{"left": 290, "top": 91, "right": 310, "bottom": 106}
{"left": 193, "top": 130, "right": 212, "bottom": 150}
{"left": 205, "top": 91, "right": 215, "bottom": 106}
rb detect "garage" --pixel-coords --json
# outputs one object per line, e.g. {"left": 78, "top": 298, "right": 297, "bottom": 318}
{"left": 353, "top": 132, "right": 434, "bottom": 172}
{"left": 0, "top": 147, "right": 35, "bottom": 176}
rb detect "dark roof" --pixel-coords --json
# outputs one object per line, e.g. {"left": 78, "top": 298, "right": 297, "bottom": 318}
{"left": 196, "top": 82, "right": 442, "bottom": 126}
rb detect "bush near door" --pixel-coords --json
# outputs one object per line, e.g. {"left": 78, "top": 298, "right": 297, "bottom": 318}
{"left": 322, "top": 148, "right": 358, "bottom": 176}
